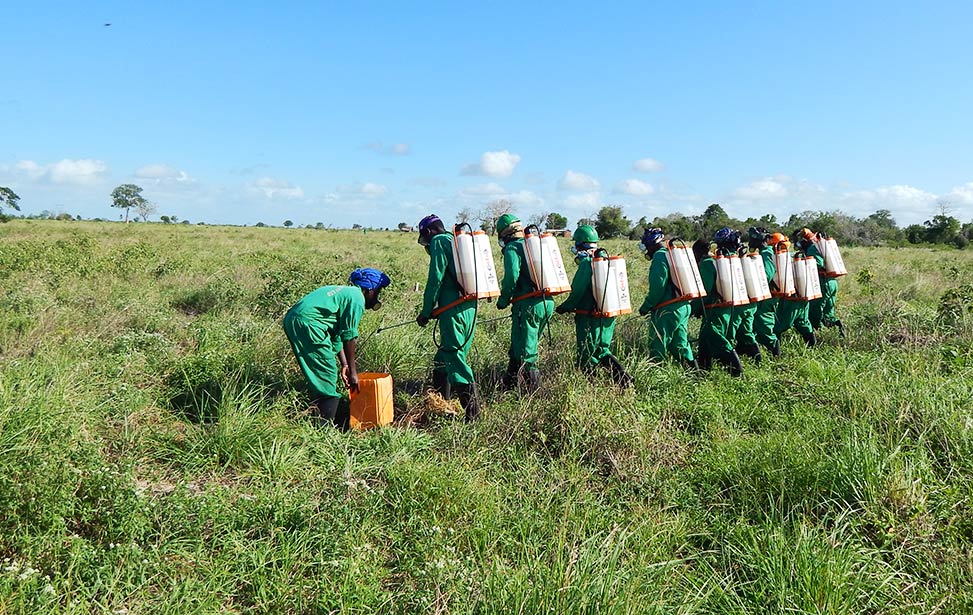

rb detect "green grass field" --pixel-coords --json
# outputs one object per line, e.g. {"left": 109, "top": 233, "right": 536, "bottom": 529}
{"left": 2, "top": 220, "right": 972, "bottom": 614}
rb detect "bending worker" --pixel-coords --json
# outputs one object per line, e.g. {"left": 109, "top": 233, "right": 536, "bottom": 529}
{"left": 555, "top": 224, "right": 633, "bottom": 388}
{"left": 415, "top": 214, "right": 480, "bottom": 422}
{"left": 283, "top": 268, "right": 390, "bottom": 428}
{"left": 495, "top": 213, "right": 554, "bottom": 393}
{"left": 637, "top": 227, "right": 697, "bottom": 368}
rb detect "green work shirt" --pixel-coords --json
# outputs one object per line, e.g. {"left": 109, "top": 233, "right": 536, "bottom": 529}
{"left": 558, "top": 254, "right": 596, "bottom": 313}
{"left": 639, "top": 248, "right": 683, "bottom": 312}
{"left": 498, "top": 238, "right": 535, "bottom": 308}
{"left": 420, "top": 233, "right": 466, "bottom": 318}
{"left": 286, "top": 285, "right": 365, "bottom": 343}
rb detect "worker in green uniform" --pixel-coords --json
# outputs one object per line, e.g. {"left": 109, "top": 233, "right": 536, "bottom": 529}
{"left": 555, "top": 225, "right": 633, "bottom": 388}
{"left": 733, "top": 227, "right": 769, "bottom": 363}
{"left": 696, "top": 228, "right": 744, "bottom": 376}
{"left": 283, "top": 268, "right": 390, "bottom": 428}
{"left": 774, "top": 230, "right": 816, "bottom": 347}
{"left": 495, "top": 213, "right": 554, "bottom": 392}
{"left": 637, "top": 227, "right": 697, "bottom": 368}
{"left": 415, "top": 214, "right": 480, "bottom": 422}
{"left": 743, "top": 227, "right": 781, "bottom": 358}
{"left": 803, "top": 228, "right": 846, "bottom": 337}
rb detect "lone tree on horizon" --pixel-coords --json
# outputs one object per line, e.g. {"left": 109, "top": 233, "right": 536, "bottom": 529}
{"left": 0, "top": 186, "right": 21, "bottom": 220}
{"left": 111, "top": 184, "right": 148, "bottom": 223}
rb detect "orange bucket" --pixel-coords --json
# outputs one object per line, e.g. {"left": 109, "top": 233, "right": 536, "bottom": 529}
{"left": 349, "top": 372, "right": 394, "bottom": 430}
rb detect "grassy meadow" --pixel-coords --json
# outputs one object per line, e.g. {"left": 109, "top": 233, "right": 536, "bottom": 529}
{"left": 1, "top": 219, "right": 972, "bottom": 614}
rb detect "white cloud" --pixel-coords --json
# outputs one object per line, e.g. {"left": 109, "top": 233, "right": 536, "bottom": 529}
{"left": 13, "top": 158, "right": 108, "bottom": 184}
{"left": 558, "top": 170, "right": 600, "bottom": 192}
{"left": 460, "top": 182, "right": 507, "bottom": 196}
{"left": 460, "top": 150, "right": 521, "bottom": 178}
{"left": 249, "top": 176, "right": 305, "bottom": 200}
{"left": 565, "top": 192, "right": 601, "bottom": 209}
{"left": 946, "top": 182, "right": 973, "bottom": 205}
{"left": 135, "top": 163, "right": 191, "bottom": 183}
{"left": 337, "top": 181, "right": 388, "bottom": 197}
{"left": 614, "top": 178, "right": 655, "bottom": 196}
{"left": 507, "top": 190, "right": 544, "bottom": 207}
{"left": 633, "top": 158, "right": 665, "bottom": 173}
{"left": 733, "top": 177, "right": 789, "bottom": 201}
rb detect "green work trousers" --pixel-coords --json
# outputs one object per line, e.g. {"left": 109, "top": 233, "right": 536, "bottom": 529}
{"left": 775, "top": 298, "right": 813, "bottom": 337}
{"left": 809, "top": 277, "right": 839, "bottom": 329}
{"left": 735, "top": 302, "right": 758, "bottom": 349}
{"left": 648, "top": 302, "right": 694, "bottom": 362}
{"left": 510, "top": 296, "right": 555, "bottom": 368}
{"left": 434, "top": 302, "right": 476, "bottom": 386}
{"left": 575, "top": 314, "right": 616, "bottom": 368}
{"left": 700, "top": 305, "right": 736, "bottom": 357}
{"left": 283, "top": 314, "right": 341, "bottom": 399}
{"left": 754, "top": 298, "right": 779, "bottom": 349}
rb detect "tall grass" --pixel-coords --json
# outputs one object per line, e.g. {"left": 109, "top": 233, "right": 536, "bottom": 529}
{"left": 1, "top": 220, "right": 971, "bottom": 613}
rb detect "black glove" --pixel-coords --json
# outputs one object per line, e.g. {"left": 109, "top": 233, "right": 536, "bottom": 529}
{"left": 638, "top": 307, "right": 649, "bottom": 317}
{"left": 555, "top": 305, "right": 568, "bottom": 314}
{"left": 416, "top": 314, "right": 430, "bottom": 327}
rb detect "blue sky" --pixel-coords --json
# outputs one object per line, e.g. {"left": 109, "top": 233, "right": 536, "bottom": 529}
{"left": 3, "top": 0, "right": 972, "bottom": 227}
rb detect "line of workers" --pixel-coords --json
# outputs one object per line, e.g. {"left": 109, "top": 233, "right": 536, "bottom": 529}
{"left": 283, "top": 214, "right": 844, "bottom": 427}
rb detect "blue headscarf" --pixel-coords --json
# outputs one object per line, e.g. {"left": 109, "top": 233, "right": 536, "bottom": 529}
{"left": 417, "top": 214, "right": 441, "bottom": 233}
{"left": 349, "top": 268, "right": 391, "bottom": 290}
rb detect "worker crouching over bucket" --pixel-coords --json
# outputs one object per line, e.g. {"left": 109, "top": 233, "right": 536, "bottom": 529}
{"left": 283, "top": 267, "right": 390, "bottom": 428}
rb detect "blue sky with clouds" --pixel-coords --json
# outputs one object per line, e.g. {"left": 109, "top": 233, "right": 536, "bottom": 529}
{"left": 3, "top": 0, "right": 972, "bottom": 227}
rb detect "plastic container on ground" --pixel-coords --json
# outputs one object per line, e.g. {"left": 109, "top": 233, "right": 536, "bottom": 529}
{"left": 741, "top": 253, "right": 772, "bottom": 302}
{"left": 523, "top": 229, "right": 571, "bottom": 295}
{"left": 350, "top": 372, "right": 394, "bottom": 430}
{"left": 453, "top": 229, "right": 501, "bottom": 298}
{"left": 592, "top": 255, "right": 632, "bottom": 317}
{"left": 665, "top": 239, "right": 706, "bottom": 302}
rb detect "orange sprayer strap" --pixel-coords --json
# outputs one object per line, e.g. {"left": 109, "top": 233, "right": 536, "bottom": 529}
{"left": 431, "top": 294, "right": 477, "bottom": 318}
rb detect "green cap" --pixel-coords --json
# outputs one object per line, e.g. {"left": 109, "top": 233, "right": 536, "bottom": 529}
{"left": 574, "top": 224, "right": 599, "bottom": 244}
{"left": 495, "top": 213, "right": 520, "bottom": 236}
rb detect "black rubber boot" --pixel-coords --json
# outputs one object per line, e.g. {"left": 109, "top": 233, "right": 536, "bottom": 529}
{"left": 738, "top": 344, "right": 762, "bottom": 365}
{"left": 431, "top": 369, "right": 451, "bottom": 399}
{"left": 769, "top": 340, "right": 781, "bottom": 357}
{"left": 501, "top": 359, "right": 522, "bottom": 391}
{"left": 801, "top": 330, "right": 817, "bottom": 347}
{"left": 834, "top": 319, "right": 846, "bottom": 338}
{"left": 697, "top": 348, "right": 713, "bottom": 371}
{"left": 601, "top": 355, "right": 633, "bottom": 389}
{"left": 455, "top": 383, "right": 481, "bottom": 423}
{"left": 311, "top": 396, "right": 341, "bottom": 427}
{"left": 681, "top": 357, "right": 701, "bottom": 372}
{"left": 524, "top": 368, "right": 541, "bottom": 394}
{"left": 721, "top": 350, "right": 744, "bottom": 377}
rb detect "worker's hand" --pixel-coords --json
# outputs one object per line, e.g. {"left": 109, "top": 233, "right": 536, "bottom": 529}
{"left": 340, "top": 365, "right": 350, "bottom": 387}
{"left": 554, "top": 305, "right": 568, "bottom": 314}
{"left": 638, "top": 307, "right": 649, "bottom": 317}
{"left": 347, "top": 376, "right": 359, "bottom": 395}
{"left": 496, "top": 298, "right": 509, "bottom": 310}
{"left": 416, "top": 314, "right": 430, "bottom": 327}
